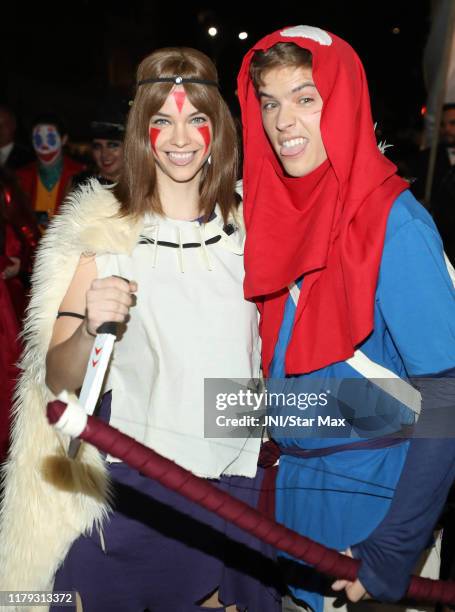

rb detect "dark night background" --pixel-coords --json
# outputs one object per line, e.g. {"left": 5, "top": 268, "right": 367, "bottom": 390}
{"left": 1, "top": 1, "right": 432, "bottom": 147}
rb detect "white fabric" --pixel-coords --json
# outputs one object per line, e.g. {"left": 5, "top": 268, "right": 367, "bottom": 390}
{"left": 0, "top": 142, "right": 13, "bottom": 166}
{"left": 280, "top": 25, "right": 333, "bottom": 46}
{"left": 444, "top": 252, "right": 455, "bottom": 287}
{"left": 54, "top": 391, "right": 88, "bottom": 438}
{"left": 288, "top": 281, "right": 301, "bottom": 309}
{"left": 97, "top": 210, "right": 261, "bottom": 478}
{"left": 345, "top": 352, "right": 421, "bottom": 416}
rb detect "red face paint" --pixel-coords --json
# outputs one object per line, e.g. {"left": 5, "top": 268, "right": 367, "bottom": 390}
{"left": 198, "top": 125, "right": 211, "bottom": 155}
{"left": 149, "top": 127, "right": 160, "bottom": 153}
{"left": 173, "top": 91, "right": 186, "bottom": 113}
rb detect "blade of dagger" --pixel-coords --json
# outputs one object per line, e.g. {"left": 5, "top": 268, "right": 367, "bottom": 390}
{"left": 67, "top": 321, "right": 117, "bottom": 458}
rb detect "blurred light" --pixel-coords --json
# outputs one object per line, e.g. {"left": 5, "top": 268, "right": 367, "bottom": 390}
{"left": 392, "top": 27, "right": 400, "bottom": 34}
{"left": 208, "top": 27, "right": 218, "bottom": 37}
{"left": 239, "top": 31, "right": 248, "bottom": 40}
{"left": 421, "top": 105, "right": 427, "bottom": 116}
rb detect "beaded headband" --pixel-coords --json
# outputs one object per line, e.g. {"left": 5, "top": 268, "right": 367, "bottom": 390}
{"left": 137, "top": 76, "right": 219, "bottom": 87}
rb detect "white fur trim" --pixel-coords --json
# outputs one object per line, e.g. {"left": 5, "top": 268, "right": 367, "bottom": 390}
{"left": 280, "top": 26, "right": 332, "bottom": 46}
{"left": 0, "top": 180, "right": 141, "bottom": 599}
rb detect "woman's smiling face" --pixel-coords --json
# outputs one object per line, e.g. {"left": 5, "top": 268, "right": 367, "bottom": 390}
{"left": 149, "top": 85, "right": 212, "bottom": 184}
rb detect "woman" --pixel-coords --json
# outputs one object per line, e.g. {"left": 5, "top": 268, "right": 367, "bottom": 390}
{"left": 71, "top": 96, "right": 127, "bottom": 189}
{"left": 0, "top": 48, "right": 281, "bottom": 611}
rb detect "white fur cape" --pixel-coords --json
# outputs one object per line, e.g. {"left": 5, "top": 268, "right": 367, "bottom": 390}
{"left": 0, "top": 181, "right": 143, "bottom": 609}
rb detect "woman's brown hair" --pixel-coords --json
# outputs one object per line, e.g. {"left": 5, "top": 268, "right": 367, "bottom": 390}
{"left": 249, "top": 43, "right": 313, "bottom": 92}
{"left": 114, "top": 47, "right": 239, "bottom": 223}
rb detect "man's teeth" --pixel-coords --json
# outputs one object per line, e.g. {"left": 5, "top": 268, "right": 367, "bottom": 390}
{"left": 168, "top": 152, "right": 194, "bottom": 160}
{"left": 282, "top": 138, "right": 306, "bottom": 148}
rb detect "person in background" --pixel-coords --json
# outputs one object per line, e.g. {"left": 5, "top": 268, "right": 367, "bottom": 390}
{"left": 410, "top": 102, "right": 455, "bottom": 263}
{"left": 16, "top": 113, "right": 84, "bottom": 232}
{"left": 0, "top": 167, "right": 39, "bottom": 463}
{"left": 71, "top": 97, "right": 128, "bottom": 189}
{"left": 0, "top": 105, "right": 34, "bottom": 171}
{"left": 0, "top": 167, "right": 39, "bottom": 319}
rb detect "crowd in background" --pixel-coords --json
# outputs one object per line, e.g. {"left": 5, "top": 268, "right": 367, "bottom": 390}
{"left": 0, "top": 97, "right": 128, "bottom": 462}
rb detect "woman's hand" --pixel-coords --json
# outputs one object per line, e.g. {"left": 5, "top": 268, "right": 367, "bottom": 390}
{"left": 85, "top": 276, "right": 137, "bottom": 337}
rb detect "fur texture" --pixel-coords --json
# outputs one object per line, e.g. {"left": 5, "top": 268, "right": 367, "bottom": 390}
{"left": 0, "top": 181, "right": 142, "bottom": 609}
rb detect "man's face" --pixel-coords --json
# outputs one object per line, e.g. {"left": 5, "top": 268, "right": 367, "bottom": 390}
{"left": 0, "top": 110, "right": 16, "bottom": 147}
{"left": 32, "top": 123, "right": 64, "bottom": 164}
{"left": 258, "top": 65, "right": 327, "bottom": 177}
{"left": 441, "top": 109, "right": 455, "bottom": 146}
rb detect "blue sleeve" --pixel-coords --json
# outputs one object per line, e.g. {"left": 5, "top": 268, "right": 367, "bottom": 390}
{"left": 352, "top": 204, "right": 455, "bottom": 601}
{"left": 377, "top": 213, "right": 455, "bottom": 376}
{"left": 352, "top": 378, "right": 455, "bottom": 601}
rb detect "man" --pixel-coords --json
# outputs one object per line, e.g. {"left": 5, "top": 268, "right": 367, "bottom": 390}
{"left": 410, "top": 103, "right": 455, "bottom": 263}
{"left": 0, "top": 105, "right": 33, "bottom": 170}
{"left": 16, "top": 113, "right": 84, "bottom": 231}
{"left": 237, "top": 26, "right": 455, "bottom": 611}
{"left": 441, "top": 103, "right": 455, "bottom": 147}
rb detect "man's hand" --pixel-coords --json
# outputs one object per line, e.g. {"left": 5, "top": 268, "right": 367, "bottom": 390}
{"left": 331, "top": 549, "right": 371, "bottom": 602}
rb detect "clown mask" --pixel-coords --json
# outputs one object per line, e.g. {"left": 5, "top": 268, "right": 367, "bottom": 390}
{"left": 32, "top": 124, "right": 65, "bottom": 165}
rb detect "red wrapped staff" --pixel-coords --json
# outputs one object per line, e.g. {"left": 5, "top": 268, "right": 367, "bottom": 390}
{"left": 47, "top": 396, "right": 455, "bottom": 605}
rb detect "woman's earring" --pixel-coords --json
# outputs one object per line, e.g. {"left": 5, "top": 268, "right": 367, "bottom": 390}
{"left": 207, "top": 155, "right": 212, "bottom": 165}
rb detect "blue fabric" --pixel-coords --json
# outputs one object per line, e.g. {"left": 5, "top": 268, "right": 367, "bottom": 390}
{"left": 352, "top": 369, "right": 455, "bottom": 601}
{"left": 270, "top": 191, "right": 455, "bottom": 609}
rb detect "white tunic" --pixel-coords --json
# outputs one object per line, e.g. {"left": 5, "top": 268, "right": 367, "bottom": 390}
{"left": 96, "top": 207, "right": 261, "bottom": 478}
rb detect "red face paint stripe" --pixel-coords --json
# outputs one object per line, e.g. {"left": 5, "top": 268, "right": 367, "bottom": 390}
{"left": 149, "top": 127, "right": 160, "bottom": 152}
{"left": 198, "top": 125, "right": 211, "bottom": 155}
{"left": 173, "top": 91, "right": 186, "bottom": 113}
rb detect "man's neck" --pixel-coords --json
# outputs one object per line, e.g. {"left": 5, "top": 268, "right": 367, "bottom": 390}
{"left": 38, "top": 152, "right": 63, "bottom": 171}
{"left": 38, "top": 155, "right": 63, "bottom": 191}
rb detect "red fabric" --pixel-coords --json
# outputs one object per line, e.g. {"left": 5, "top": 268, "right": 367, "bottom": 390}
{"left": 237, "top": 28, "right": 408, "bottom": 375}
{"left": 0, "top": 176, "right": 40, "bottom": 276}
{"left": 0, "top": 277, "right": 20, "bottom": 462}
{"left": 46, "top": 400, "right": 455, "bottom": 604}
{"left": 16, "top": 156, "right": 84, "bottom": 213}
{"left": 257, "top": 465, "right": 277, "bottom": 519}
{"left": 1, "top": 226, "right": 26, "bottom": 321}
{"left": 4, "top": 224, "right": 21, "bottom": 259}
{"left": 257, "top": 440, "right": 280, "bottom": 518}
{"left": 258, "top": 439, "right": 281, "bottom": 468}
